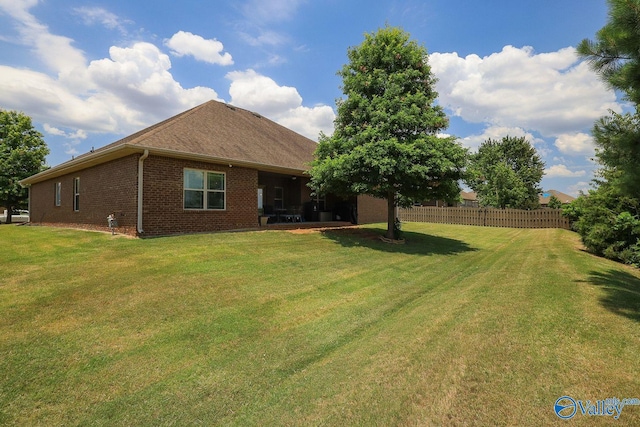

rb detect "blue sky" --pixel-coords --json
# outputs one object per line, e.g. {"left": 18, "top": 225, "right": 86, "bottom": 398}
{"left": 0, "top": 0, "right": 620, "bottom": 196}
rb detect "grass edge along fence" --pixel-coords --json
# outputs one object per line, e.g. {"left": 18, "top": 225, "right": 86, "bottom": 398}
{"left": 398, "top": 206, "right": 570, "bottom": 229}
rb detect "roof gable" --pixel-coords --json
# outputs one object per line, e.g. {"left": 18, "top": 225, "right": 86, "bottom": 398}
{"left": 22, "top": 100, "right": 320, "bottom": 185}
{"left": 103, "top": 100, "right": 318, "bottom": 172}
{"left": 540, "top": 189, "right": 575, "bottom": 204}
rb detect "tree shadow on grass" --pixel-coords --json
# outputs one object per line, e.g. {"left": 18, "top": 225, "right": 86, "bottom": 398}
{"left": 580, "top": 269, "right": 640, "bottom": 323}
{"left": 319, "top": 227, "right": 477, "bottom": 256}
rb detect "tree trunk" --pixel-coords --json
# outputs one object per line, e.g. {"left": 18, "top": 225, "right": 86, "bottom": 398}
{"left": 3, "top": 198, "right": 12, "bottom": 224}
{"left": 386, "top": 192, "right": 395, "bottom": 239}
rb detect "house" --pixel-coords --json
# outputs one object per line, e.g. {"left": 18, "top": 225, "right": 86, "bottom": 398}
{"left": 459, "top": 190, "right": 574, "bottom": 208}
{"left": 20, "top": 100, "right": 387, "bottom": 237}
{"left": 459, "top": 191, "right": 478, "bottom": 207}
{"left": 539, "top": 190, "right": 575, "bottom": 207}
{"left": 420, "top": 189, "right": 574, "bottom": 209}
{"left": 418, "top": 190, "right": 477, "bottom": 208}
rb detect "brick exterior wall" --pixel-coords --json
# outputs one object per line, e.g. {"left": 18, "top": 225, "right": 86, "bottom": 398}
{"left": 357, "top": 194, "right": 388, "bottom": 224}
{"left": 29, "top": 155, "right": 139, "bottom": 235}
{"left": 29, "top": 153, "right": 391, "bottom": 235}
{"left": 140, "top": 156, "right": 258, "bottom": 237}
{"left": 29, "top": 154, "right": 259, "bottom": 237}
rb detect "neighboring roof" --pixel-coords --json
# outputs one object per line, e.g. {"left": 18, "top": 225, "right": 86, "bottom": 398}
{"left": 458, "top": 189, "right": 575, "bottom": 205}
{"left": 539, "top": 189, "right": 575, "bottom": 204}
{"left": 460, "top": 190, "right": 477, "bottom": 201}
{"left": 22, "top": 100, "right": 318, "bottom": 185}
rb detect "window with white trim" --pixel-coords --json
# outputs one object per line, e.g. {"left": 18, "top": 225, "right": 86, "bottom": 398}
{"left": 184, "top": 169, "right": 226, "bottom": 210}
{"left": 54, "top": 182, "right": 61, "bottom": 206}
{"left": 73, "top": 177, "right": 80, "bottom": 211}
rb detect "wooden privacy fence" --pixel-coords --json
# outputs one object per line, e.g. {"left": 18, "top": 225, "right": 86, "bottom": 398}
{"left": 398, "top": 207, "right": 570, "bottom": 229}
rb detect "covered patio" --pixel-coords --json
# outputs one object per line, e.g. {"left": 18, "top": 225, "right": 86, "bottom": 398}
{"left": 257, "top": 171, "right": 357, "bottom": 225}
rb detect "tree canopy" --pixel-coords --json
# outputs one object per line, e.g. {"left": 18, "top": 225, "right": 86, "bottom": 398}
{"left": 566, "top": 0, "right": 640, "bottom": 266}
{"left": 577, "top": 0, "right": 640, "bottom": 104}
{"left": 0, "top": 110, "right": 49, "bottom": 223}
{"left": 547, "top": 195, "right": 563, "bottom": 209}
{"left": 591, "top": 111, "right": 640, "bottom": 200}
{"left": 308, "top": 26, "right": 467, "bottom": 239}
{"left": 465, "top": 136, "right": 544, "bottom": 210}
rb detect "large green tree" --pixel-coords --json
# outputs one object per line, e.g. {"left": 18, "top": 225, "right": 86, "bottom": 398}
{"left": 0, "top": 110, "right": 49, "bottom": 223}
{"left": 577, "top": 0, "right": 640, "bottom": 105}
{"left": 591, "top": 111, "right": 640, "bottom": 200}
{"left": 309, "top": 26, "right": 467, "bottom": 239}
{"left": 567, "top": 0, "right": 640, "bottom": 265}
{"left": 577, "top": 0, "right": 640, "bottom": 195}
{"left": 466, "top": 136, "right": 544, "bottom": 209}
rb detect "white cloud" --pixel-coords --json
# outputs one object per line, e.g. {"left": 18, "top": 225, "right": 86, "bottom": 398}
{"left": 430, "top": 46, "right": 620, "bottom": 138}
{"left": 227, "top": 69, "right": 301, "bottom": 114}
{"left": 236, "top": 0, "right": 303, "bottom": 49}
{"left": 73, "top": 6, "right": 131, "bottom": 34}
{"left": 554, "top": 132, "right": 594, "bottom": 155}
{"left": 0, "top": 65, "right": 116, "bottom": 132}
{"left": 459, "top": 125, "right": 542, "bottom": 152}
{"left": 165, "top": 31, "right": 233, "bottom": 65}
{"left": 86, "top": 42, "right": 222, "bottom": 126}
{"left": 276, "top": 105, "right": 336, "bottom": 141}
{"left": 43, "top": 124, "right": 88, "bottom": 155}
{"left": 0, "top": 0, "right": 39, "bottom": 26}
{"left": 43, "top": 124, "right": 66, "bottom": 136}
{"left": 44, "top": 124, "right": 87, "bottom": 140}
{"left": 0, "top": 0, "right": 86, "bottom": 78}
{"left": 226, "top": 69, "right": 334, "bottom": 140}
{"left": 567, "top": 181, "right": 591, "bottom": 196}
{"left": 241, "top": 0, "right": 305, "bottom": 24}
{"left": 545, "top": 164, "right": 587, "bottom": 178}
{"left": 0, "top": 2, "right": 222, "bottom": 137}
{"left": 239, "top": 30, "right": 289, "bottom": 47}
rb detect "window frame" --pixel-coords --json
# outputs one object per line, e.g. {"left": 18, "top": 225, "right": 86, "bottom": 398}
{"left": 54, "top": 182, "right": 61, "bottom": 206}
{"left": 183, "top": 168, "right": 226, "bottom": 211}
{"left": 73, "top": 177, "right": 80, "bottom": 211}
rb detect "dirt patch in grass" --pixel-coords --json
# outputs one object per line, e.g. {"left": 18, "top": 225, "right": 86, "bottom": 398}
{"left": 288, "top": 226, "right": 380, "bottom": 240}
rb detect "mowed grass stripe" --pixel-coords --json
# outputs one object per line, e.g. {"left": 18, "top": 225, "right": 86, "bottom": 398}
{"left": 0, "top": 224, "right": 638, "bottom": 426}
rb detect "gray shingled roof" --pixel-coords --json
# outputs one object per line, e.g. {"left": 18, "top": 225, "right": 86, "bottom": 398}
{"left": 22, "top": 100, "right": 320, "bottom": 185}
{"left": 100, "top": 100, "right": 318, "bottom": 171}
{"left": 539, "top": 189, "right": 575, "bottom": 204}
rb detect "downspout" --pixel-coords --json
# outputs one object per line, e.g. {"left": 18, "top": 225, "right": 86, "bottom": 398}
{"left": 27, "top": 186, "right": 31, "bottom": 223}
{"left": 137, "top": 149, "right": 149, "bottom": 235}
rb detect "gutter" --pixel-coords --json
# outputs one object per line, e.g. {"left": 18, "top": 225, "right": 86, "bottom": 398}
{"left": 20, "top": 144, "right": 308, "bottom": 187}
{"left": 137, "top": 149, "right": 149, "bottom": 235}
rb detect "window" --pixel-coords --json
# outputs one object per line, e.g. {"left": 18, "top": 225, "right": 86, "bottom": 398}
{"left": 73, "top": 177, "right": 80, "bottom": 211}
{"left": 274, "top": 187, "right": 284, "bottom": 210}
{"left": 257, "top": 187, "right": 264, "bottom": 210}
{"left": 54, "top": 182, "right": 61, "bottom": 206}
{"left": 184, "top": 169, "right": 225, "bottom": 210}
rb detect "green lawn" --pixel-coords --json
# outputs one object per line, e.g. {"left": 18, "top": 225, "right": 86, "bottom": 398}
{"left": 1, "top": 223, "right": 639, "bottom": 426}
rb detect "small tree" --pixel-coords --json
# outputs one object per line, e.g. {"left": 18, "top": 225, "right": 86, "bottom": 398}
{"left": 0, "top": 110, "right": 49, "bottom": 223}
{"left": 309, "top": 26, "right": 467, "bottom": 239}
{"left": 466, "top": 136, "right": 544, "bottom": 209}
{"left": 548, "top": 195, "right": 563, "bottom": 209}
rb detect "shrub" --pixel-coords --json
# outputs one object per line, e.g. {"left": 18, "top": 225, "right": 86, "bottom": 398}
{"left": 564, "top": 188, "right": 640, "bottom": 267}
